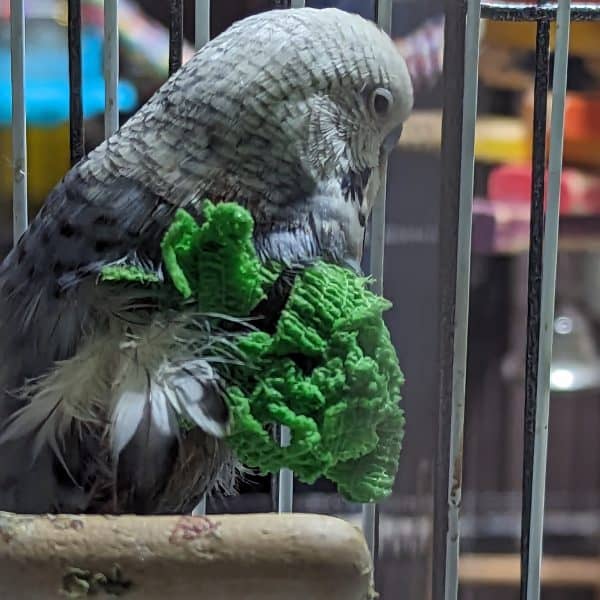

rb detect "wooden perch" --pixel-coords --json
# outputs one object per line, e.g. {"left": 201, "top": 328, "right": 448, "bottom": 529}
{"left": 0, "top": 512, "right": 374, "bottom": 600}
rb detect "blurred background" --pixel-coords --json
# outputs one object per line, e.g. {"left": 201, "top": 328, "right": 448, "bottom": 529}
{"left": 1, "top": 1, "right": 600, "bottom": 598}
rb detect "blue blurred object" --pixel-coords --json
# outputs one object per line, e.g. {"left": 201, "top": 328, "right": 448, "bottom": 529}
{"left": 0, "top": 21, "right": 137, "bottom": 126}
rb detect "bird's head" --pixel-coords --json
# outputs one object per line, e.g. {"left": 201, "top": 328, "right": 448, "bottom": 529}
{"left": 97, "top": 8, "right": 413, "bottom": 269}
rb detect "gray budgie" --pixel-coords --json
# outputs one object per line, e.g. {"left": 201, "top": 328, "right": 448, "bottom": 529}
{"left": 0, "top": 8, "right": 412, "bottom": 514}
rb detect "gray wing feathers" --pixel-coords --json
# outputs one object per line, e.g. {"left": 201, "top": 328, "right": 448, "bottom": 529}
{"left": 0, "top": 173, "right": 176, "bottom": 514}
{"left": 0, "top": 304, "right": 232, "bottom": 513}
{"left": 110, "top": 354, "right": 228, "bottom": 463}
{"left": 0, "top": 173, "right": 173, "bottom": 390}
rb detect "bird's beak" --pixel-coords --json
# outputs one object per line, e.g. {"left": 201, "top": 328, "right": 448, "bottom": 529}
{"left": 383, "top": 124, "right": 403, "bottom": 155}
{"left": 343, "top": 256, "right": 363, "bottom": 274}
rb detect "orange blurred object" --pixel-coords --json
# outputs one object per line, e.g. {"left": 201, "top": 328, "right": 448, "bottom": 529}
{"left": 564, "top": 94, "right": 600, "bottom": 141}
{"left": 521, "top": 92, "right": 600, "bottom": 170}
{"left": 564, "top": 94, "right": 600, "bottom": 169}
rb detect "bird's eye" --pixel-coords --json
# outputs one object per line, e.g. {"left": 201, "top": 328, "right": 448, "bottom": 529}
{"left": 370, "top": 88, "right": 394, "bottom": 118}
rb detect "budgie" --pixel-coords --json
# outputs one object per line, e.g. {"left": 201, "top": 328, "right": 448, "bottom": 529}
{"left": 0, "top": 8, "right": 413, "bottom": 514}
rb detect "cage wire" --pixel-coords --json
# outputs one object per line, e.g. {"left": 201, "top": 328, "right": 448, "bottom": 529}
{"left": 435, "top": 2, "right": 600, "bottom": 600}
{"left": 7, "top": 0, "right": 599, "bottom": 599}
{"left": 9, "top": 0, "right": 27, "bottom": 239}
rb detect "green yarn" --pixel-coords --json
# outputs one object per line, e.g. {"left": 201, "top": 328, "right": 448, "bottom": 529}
{"left": 161, "top": 203, "right": 266, "bottom": 315}
{"left": 100, "top": 264, "right": 160, "bottom": 285}
{"left": 102, "top": 200, "right": 405, "bottom": 503}
{"left": 226, "top": 263, "right": 405, "bottom": 502}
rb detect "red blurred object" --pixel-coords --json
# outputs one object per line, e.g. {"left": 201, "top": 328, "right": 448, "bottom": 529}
{"left": 488, "top": 164, "right": 600, "bottom": 215}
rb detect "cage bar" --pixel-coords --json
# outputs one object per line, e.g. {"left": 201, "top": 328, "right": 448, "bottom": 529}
{"left": 169, "top": 0, "right": 184, "bottom": 75}
{"left": 520, "top": 14, "right": 551, "bottom": 600}
{"left": 9, "top": 0, "right": 27, "bottom": 242}
{"left": 526, "top": 3, "right": 572, "bottom": 598}
{"left": 195, "top": 0, "right": 211, "bottom": 50}
{"left": 103, "top": 0, "right": 119, "bottom": 138}
{"left": 359, "top": 0, "right": 394, "bottom": 563}
{"left": 443, "top": 1, "right": 482, "bottom": 598}
{"left": 481, "top": 1, "right": 598, "bottom": 21}
{"left": 189, "top": 0, "right": 211, "bottom": 517}
{"left": 191, "top": 496, "right": 207, "bottom": 516}
{"left": 432, "top": 0, "right": 467, "bottom": 597}
{"left": 67, "top": 0, "right": 84, "bottom": 165}
{"left": 375, "top": 0, "right": 393, "bottom": 35}
{"left": 274, "top": 1, "right": 305, "bottom": 519}
{"left": 278, "top": 427, "right": 294, "bottom": 513}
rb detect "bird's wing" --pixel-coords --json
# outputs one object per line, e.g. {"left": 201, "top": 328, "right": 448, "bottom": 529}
{"left": 0, "top": 171, "right": 175, "bottom": 396}
{"left": 0, "top": 172, "right": 235, "bottom": 513}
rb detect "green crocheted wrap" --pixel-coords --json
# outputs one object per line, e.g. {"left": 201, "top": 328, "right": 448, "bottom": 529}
{"left": 101, "top": 201, "right": 405, "bottom": 503}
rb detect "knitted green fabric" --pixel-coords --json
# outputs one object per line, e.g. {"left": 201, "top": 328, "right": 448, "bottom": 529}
{"left": 101, "top": 201, "right": 405, "bottom": 503}
{"left": 226, "top": 264, "right": 405, "bottom": 502}
{"left": 160, "top": 203, "right": 267, "bottom": 315}
{"left": 100, "top": 264, "right": 160, "bottom": 285}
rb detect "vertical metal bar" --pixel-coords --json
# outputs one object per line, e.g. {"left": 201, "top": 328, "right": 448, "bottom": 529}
{"left": 103, "top": 0, "right": 119, "bottom": 138}
{"left": 432, "top": 1, "right": 467, "bottom": 597}
{"left": 191, "top": 496, "right": 207, "bottom": 516}
{"left": 10, "top": 0, "right": 27, "bottom": 242}
{"left": 195, "top": 0, "right": 210, "bottom": 50}
{"left": 526, "top": 3, "right": 571, "bottom": 598}
{"left": 190, "top": 0, "right": 211, "bottom": 518}
{"left": 361, "top": 503, "right": 378, "bottom": 561}
{"left": 67, "top": 0, "right": 84, "bottom": 165}
{"left": 274, "top": 0, "right": 307, "bottom": 520}
{"left": 278, "top": 427, "right": 293, "bottom": 513}
{"left": 520, "top": 15, "right": 551, "bottom": 600}
{"left": 374, "top": 0, "right": 393, "bottom": 36}
{"left": 444, "top": 2, "right": 481, "bottom": 599}
{"left": 361, "top": 0, "right": 393, "bottom": 563}
{"left": 169, "top": 0, "right": 184, "bottom": 75}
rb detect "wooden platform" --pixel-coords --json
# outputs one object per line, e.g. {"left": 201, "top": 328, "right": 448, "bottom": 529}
{"left": 0, "top": 512, "right": 374, "bottom": 600}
